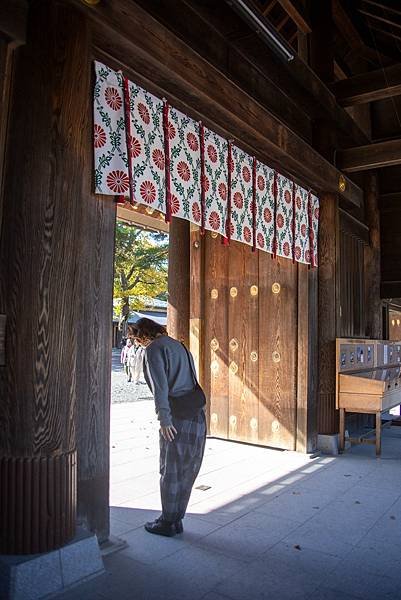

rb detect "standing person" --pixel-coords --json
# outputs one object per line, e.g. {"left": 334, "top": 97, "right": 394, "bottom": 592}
{"left": 128, "top": 318, "right": 206, "bottom": 537}
{"left": 120, "top": 338, "right": 133, "bottom": 382}
{"left": 128, "top": 339, "right": 144, "bottom": 385}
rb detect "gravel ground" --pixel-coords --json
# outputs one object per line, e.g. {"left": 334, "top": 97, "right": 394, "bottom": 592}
{"left": 111, "top": 348, "right": 153, "bottom": 404}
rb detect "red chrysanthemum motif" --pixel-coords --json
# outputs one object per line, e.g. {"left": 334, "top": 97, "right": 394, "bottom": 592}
{"left": 242, "top": 166, "right": 251, "bottom": 183}
{"left": 296, "top": 195, "right": 302, "bottom": 210}
{"left": 283, "top": 241, "right": 290, "bottom": 257}
{"left": 207, "top": 144, "right": 217, "bottom": 163}
{"left": 106, "top": 170, "right": 129, "bottom": 193}
{"left": 167, "top": 122, "right": 176, "bottom": 140}
{"left": 295, "top": 246, "right": 302, "bottom": 260}
{"left": 263, "top": 207, "right": 272, "bottom": 223}
{"left": 105, "top": 87, "right": 122, "bottom": 111}
{"left": 201, "top": 174, "right": 210, "bottom": 193}
{"left": 305, "top": 249, "right": 311, "bottom": 263}
{"left": 277, "top": 213, "right": 284, "bottom": 229}
{"left": 310, "top": 229, "right": 315, "bottom": 241}
{"left": 257, "top": 175, "right": 265, "bottom": 191}
{"left": 152, "top": 148, "right": 165, "bottom": 170}
{"left": 301, "top": 223, "right": 307, "bottom": 237}
{"left": 94, "top": 124, "right": 106, "bottom": 148}
{"left": 138, "top": 102, "right": 150, "bottom": 125}
{"left": 192, "top": 202, "right": 201, "bottom": 223}
{"left": 233, "top": 192, "right": 243, "bottom": 209}
{"left": 257, "top": 232, "right": 265, "bottom": 248}
{"left": 140, "top": 180, "right": 156, "bottom": 204}
{"left": 177, "top": 160, "right": 191, "bottom": 182}
{"left": 209, "top": 211, "right": 220, "bottom": 231}
{"left": 170, "top": 194, "right": 180, "bottom": 215}
{"left": 243, "top": 226, "right": 252, "bottom": 243}
{"left": 129, "top": 136, "right": 142, "bottom": 159}
{"left": 218, "top": 182, "right": 227, "bottom": 201}
{"left": 314, "top": 207, "right": 320, "bottom": 220}
{"left": 284, "top": 190, "right": 292, "bottom": 204}
{"left": 186, "top": 132, "right": 199, "bottom": 152}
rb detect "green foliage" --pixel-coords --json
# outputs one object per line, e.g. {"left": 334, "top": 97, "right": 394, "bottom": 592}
{"left": 114, "top": 221, "right": 168, "bottom": 315}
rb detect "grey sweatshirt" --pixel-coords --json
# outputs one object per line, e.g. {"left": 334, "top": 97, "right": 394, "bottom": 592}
{"left": 143, "top": 335, "right": 197, "bottom": 427}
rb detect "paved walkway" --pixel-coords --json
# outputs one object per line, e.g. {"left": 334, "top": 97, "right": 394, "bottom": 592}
{"left": 60, "top": 358, "right": 401, "bottom": 600}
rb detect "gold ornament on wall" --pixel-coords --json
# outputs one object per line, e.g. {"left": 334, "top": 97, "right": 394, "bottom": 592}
{"left": 210, "top": 338, "right": 219, "bottom": 352}
{"left": 272, "top": 282, "right": 281, "bottom": 294}
{"left": 211, "top": 413, "right": 218, "bottom": 424}
{"left": 230, "top": 287, "right": 238, "bottom": 298}
{"left": 230, "top": 415, "right": 237, "bottom": 427}
{"left": 271, "top": 420, "right": 280, "bottom": 433}
{"left": 339, "top": 174, "right": 346, "bottom": 193}
{"left": 229, "top": 361, "right": 238, "bottom": 374}
{"left": 250, "top": 351, "right": 258, "bottom": 362}
{"left": 193, "top": 240, "right": 200, "bottom": 249}
{"left": 250, "top": 418, "right": 258, "bottom": 431}
{"left": 250, "top": 285, "right": 258, "bottom": 296}
{"left": 211, "top": 360, "right": 219, "bottom": 374}
{"left": 211, "top": 288, "right": 218, "bottom": 299}
{"left": 272, "top": 351, "right": 281, "bottom": 363}
{"left": 229, "top": 338, "right": 239, "bottom": 352}
{"left": 211, "top": 231, "right": 218, "bottom": 239}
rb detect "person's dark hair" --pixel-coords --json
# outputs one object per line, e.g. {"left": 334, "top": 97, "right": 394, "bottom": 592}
{"left": 128, "top": 318, "right": 167, "bottom": 341}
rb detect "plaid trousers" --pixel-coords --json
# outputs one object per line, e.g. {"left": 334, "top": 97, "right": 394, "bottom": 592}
{"left": 159, "top": 409, "right": 206, "bottom": 523}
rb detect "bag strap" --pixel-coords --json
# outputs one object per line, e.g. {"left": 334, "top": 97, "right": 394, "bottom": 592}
{"left": 180, "top": 342, "right": 198, "bottom": 386}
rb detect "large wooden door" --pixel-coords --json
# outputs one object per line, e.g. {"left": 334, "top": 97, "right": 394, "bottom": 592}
{"left": 198, "top": 233, "right": 304, "bottom": 450}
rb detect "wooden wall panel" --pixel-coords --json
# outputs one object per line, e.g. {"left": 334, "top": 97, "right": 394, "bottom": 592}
{"left": 204, "top": 235, "right": 229, "bottom": 438}
{"left": 227, "top": 242, "right": 259, "bottom": 444}
{"left": 258, "top": 255, "right": 298, "bottom": 450}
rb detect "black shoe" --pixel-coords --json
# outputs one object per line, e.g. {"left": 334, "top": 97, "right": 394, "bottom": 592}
{"left": 155, "top": 515, "right": 183, "bottom": 534}
{"left": 175, "top": 520, "right": 183, "bottom": 534}
{"left": 144, "top": 519, "right": 177, "bottom": 537}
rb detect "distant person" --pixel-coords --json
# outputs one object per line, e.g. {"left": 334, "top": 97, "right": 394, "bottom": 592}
{"left": 120, "top": 338, "right": 133, "bottom": 382}
{"left": 128, "top": 318, "right": 206, "bottom": 537}
{"left": 128, "top": 339, "right": 144, "bottom": 384}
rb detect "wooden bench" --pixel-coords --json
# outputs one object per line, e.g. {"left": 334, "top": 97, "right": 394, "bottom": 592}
{"left": 336, "top": 338, "right": 401, "bottom": 456}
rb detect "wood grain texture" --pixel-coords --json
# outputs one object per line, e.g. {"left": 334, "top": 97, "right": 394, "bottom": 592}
{"left": 296, "top": 264, "right": 318, "bottom": 453}
{"left": 228, "top": 241, "right": 259, "bottom": 444}
{"left": 0, "top": 1, "right": 90, "bottom": 456}
{"left": 190, "top": 224, "right": 204, "bottom": 388}
{"left": 167, "top": 218, "right": 190, "bottom": 346}
{"left": 258, "top": 255, "right": 298, "bottom": 450}
{"left": 204, "top": 234, "right": 229, "bottom": 438}
{"left": 317, "top": 193, "right": 339, "bottom": 434}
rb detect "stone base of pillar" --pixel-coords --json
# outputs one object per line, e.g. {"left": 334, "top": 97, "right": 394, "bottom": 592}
{"left": 0, "top": 528, "right": 104, "bottom": 600}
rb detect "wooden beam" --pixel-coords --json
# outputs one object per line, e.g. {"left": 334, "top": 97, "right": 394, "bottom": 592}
{"left": 0, "top": 0, "right": 28, "bottom": 46}
{"left": 276, "top": 0, "right": 311, "bottom": 33}
{"left": 77, "top": 0, "right": 362, "bottom": 205}
{"left": 332, "top": 63, "right": 401, "bottom": 106}
{"left": 138, "top": 0, "right": 369, "bottom": 147}
{"left": 263, "top": 0, "right": 276, "bottom": 16}
{"left": 359, "top": 8, "right": 401, "bottom": 32}
{"left": 363, "top": 0, "right": 401, "bottom": 19}
{"left": 338, "top": 139, "right": 401, "bottom": 172}
{"left": 369, "top": 24, "right": 401, "bottom": 43}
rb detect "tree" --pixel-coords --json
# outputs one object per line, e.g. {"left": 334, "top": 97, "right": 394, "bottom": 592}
{"left": 114, "top": 222, "right": 168, "bottom": 324}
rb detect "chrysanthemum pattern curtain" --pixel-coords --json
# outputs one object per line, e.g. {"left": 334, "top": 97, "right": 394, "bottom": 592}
{"left": 94, "top": 61, "right": 319, "bottom": 266}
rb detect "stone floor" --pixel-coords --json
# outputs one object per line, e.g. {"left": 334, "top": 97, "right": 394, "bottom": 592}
{"left": 58, "top": 356, "right": 401, "bottom": 600}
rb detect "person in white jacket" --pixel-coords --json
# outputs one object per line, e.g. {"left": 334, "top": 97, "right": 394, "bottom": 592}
{"left": 127, "top": 339, "right": 144, "bottom": 384}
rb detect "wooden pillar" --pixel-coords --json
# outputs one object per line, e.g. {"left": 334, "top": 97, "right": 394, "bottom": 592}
{"left": 317, "top": 193, "right": 339, "bottom": 434}
{"left": 0, "top": 0, "right": 90, "bottom": 554}
{"left": 167, "top": 217, "right": 190, "bottom": 346}
{"left": 364, "top": 171, "right": 382, "bottom": 339}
